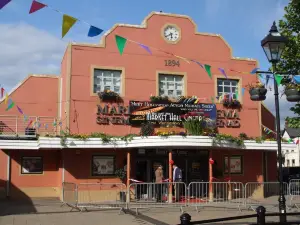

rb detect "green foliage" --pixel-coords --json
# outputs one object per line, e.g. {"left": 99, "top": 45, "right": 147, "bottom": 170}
{"left": 115, "top": 168, "right": 127, "bottom": 181}
{"left": 277, "top": 1, "right": 300, "bottom": 124}
{"left": 286, "top": 116, "right": 300, "bottom": 128}
{"left": 213, "top": 134, "right": 244, "bottom": 146}
{"left": 183, "top": 119, "right": 205, "bottom": 135}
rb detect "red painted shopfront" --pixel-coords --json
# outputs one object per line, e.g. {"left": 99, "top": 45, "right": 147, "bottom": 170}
{"left": 0, "top": 12, "right": 294, "bottom": 199}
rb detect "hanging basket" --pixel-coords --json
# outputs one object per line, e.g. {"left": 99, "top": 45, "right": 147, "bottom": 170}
{"left": 249, "top": 88, "right": 267, "bottom": 101}
{"left": 285, "top": 88, "right": 300, "bottom": 102}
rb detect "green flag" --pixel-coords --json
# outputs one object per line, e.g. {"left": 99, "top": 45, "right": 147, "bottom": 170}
{"left": 235, "top": 88, "right": 239, "bottom": 99}
{"left": 210, "top": 96, "right": 214, "bottom": 103}
{"left": 115, "top": 35, "right": 127, "bottom": 55}
{"left": 288, "top": 138, "right": 292, "bottom": 143}
{"left": 274, "top": 74, "right": 283, "bottom": 86}
{"left": 204, "top": 64, "right": 212, "bottom": 79}
{"left": 5, "top": 102, "right": 14, "bottom": 111}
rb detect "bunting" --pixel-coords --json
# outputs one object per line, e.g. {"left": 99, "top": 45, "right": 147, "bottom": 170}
{"left": 0, "top": 0, "right": 11, "bottom": 10}
{"left": 115, "top": 35, "right": 127, "bottom": 55}
{"left": 204, "top": 64, "right": 212, "bottom": 79}
{"left": 88, "top": 26, "right": 103, "bottom": 37}
{"left": 218, "top": 68, "right": 227, "bottom": 79}
{"left": 1, "top": 88, "right": 4, "bottom": 98}
{"left": 5, "top": 102, "right": 14, "bottom": 111}
{"left": 137, "top": 43, "right": 152, "bottom": 54}
{"left": 62, "top": 14, "right": 77, "bottom": 38}
{"left": 274, "top": 74, "right": 283, "bottom": 86}
{"left": 29, "top": 0, "right": 46, "bottom": 14}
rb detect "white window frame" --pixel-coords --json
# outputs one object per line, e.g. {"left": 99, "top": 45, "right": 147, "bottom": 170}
{"left": 159, "top": 74, "right": 184, "bottom": 98}
{"left": 217, "top": 78, "right": 239, "bottom": 99}
{"left": 93, "top": 69, "right": 122, "bottom": 94}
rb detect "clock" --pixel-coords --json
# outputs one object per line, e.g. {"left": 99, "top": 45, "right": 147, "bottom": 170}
{"left": 163, "top": 25, "right": 180, "bottom": 43}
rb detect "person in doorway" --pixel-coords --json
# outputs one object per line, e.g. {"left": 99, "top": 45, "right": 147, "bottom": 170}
{"left": 173, "top": 163, "right": 182, "bottom": 202}
{"left": 155, "top": 165, "right": 164, "bottom": 202}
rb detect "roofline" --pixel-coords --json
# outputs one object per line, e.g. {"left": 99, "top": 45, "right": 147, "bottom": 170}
{"left": 0, "top": 74, "right": 59, "bottom": 104}
{"left": 71, "top": 11, "right": 257, "bottom": 63}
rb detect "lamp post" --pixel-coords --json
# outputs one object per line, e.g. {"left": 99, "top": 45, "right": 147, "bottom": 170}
{"left": 258, "top": 21, "right": 288, "bottom": 223}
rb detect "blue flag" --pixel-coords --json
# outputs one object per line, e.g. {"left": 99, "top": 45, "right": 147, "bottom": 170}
{"left": 88, "top": 26, "right": 103, "bottom": 37}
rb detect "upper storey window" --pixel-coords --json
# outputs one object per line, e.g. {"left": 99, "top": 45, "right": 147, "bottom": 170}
{"left": 159, "top": 74, "right": 183, "bottom": 98}
{"left": 217, "top": 78, "right": 239, "bottom": 99}
{"left": 93, "top": 69, "right": 122, "bottom": 94}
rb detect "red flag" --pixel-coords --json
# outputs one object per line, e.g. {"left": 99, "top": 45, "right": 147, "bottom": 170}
{"left": 1, "top": 88, "right": 4, "bottom": 98}
{"left": 29, "top": 0, "right": 46, "bottom": 14}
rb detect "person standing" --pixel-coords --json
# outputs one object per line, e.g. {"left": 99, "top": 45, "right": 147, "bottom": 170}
{"left": 155, "top": 165, "right": 164, "bottom": 202}
{"left": 173, "top": 163, "right": 182, "bottom": 202}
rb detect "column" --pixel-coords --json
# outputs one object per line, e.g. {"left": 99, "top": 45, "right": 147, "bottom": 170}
{"left": 126, "top": 151, "right": 131, "bottom": 203}
{"left": 168, "top": 150, "right": 173, "bottom": 203}
{"left": 6, "top": 150, "right": 11, "bottom": 198}
{"left": 208, "top": 150, "right": 214, "bottom": 202}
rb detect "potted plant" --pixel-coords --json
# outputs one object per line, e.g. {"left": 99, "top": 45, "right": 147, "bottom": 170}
{"left": 115, "top": 168, "right": 127, "bottom": 202}
{"left": 247, "top": 82, "right": 267, "bottom": 101}
{"left": 285, "top": 83, "right": 300, "bottom": 102}
{"left": 98, "top": 89, "right": 121, "bottom": 102}
{"left": 150, "top": 95, "right": 170, "bottom": 104}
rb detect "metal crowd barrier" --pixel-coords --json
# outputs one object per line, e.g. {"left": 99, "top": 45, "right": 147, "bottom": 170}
{"left": 77, "top": 183, "right": 127, "bottom": 213}
{"left": 61, "top": 181, "right": 300, "bottom": 214}
{"left": 244, "top": 182, "right": 289, "bottom": 211}
{"left": 61, "top": 182, "right": 78, "bottom": 210}
{"left": 128, "top": 182, "right": 187, "bottom": 214}
{"left": 289, "top": 179, "right": 300, "bottom": 209}
{"left": 188, "top": 182, "right": 244, "bottom": 212}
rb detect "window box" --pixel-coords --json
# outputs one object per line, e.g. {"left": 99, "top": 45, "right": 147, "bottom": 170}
{"left": 98, "top": 90, "right": 122, "bottom": 102}
{"left": 150, "top": 96, "right": 170, "bottom": 104}
{"left": 222, "top": 98, "right": 241, "bottom": 109}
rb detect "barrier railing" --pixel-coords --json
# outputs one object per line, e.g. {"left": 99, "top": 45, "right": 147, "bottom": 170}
{"left": 188, "top": 182, "right": 244, "bottom": 212}
{"left": 61, "top": 182, "right": 78, "bottom": 210}
{"left": 289, "top": 179, "right": 300, "bottom": 209}
{"left": 0, "top": 115, "right": 57, "bottom": 137}
{"left": 127, "top": 182, "right": 187, "bottom": 213}
{"left": 77, "top": 183, "right": 127, "bottom": 213}
{"left": 60, "top": 181, "right": 300, "bottom": 214}
{"left": 244, "top": 182, "right": 289, "bottom": 211}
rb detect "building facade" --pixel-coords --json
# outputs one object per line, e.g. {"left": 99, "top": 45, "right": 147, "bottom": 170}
{"left": 0, "top": 12, "right": 296, "bottom": 200}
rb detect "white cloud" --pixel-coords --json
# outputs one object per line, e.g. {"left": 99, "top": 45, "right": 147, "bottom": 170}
{"left": 263, "top": 84, "right": 296, "bottom": 128}
{"left": 0, "top": 22, "right": 66, "bottom": 89}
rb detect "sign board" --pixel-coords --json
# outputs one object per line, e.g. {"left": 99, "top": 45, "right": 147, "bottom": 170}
{"left": 128, "top": 101, "right": 217, "bottom": 126}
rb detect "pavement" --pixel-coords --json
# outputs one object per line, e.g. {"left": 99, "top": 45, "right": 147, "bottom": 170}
{"left": 1, "top": 199, "right": 300, "bottom": 225}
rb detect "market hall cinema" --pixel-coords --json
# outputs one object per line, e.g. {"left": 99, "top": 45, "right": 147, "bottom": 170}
{"left": 0, "top": 12, "right": 295, "bottom": 200}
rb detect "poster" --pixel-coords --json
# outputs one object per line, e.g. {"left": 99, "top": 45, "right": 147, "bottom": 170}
{"left": 129, "top": 101, "right": 216, "bottom": 126}
{"left": 92, "top": 156, "right": 115, "bottom": 176}
{"left": 21, "top": 157, "right": 43, "bottom": 174}
{"left": 224, "top": 156, "right": 242, "bottom": 174}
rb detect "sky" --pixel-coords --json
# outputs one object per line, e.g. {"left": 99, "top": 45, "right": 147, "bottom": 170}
{"left": 0, "top": 0, "right": 295, "bottom": 127}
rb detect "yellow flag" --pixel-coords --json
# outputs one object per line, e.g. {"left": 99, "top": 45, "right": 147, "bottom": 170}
{"left": 62, "top": 14, "right": 77, "bottom": 38}
{"left": 4, "top": 93, "right": 8, "bottom": 104}
{"left": 174, "top": 55, "right": 190, "bottom": 64}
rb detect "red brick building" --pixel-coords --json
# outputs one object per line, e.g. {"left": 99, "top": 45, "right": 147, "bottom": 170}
{"left": 0, "top": 12, "right": 295, "bottom": 199}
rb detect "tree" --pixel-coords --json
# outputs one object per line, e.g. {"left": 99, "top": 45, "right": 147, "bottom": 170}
{"left": 277, "top": 0, "right": 300, "bottom": 128}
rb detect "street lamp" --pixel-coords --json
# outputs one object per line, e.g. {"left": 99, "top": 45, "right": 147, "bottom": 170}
{"left": 260, "top": 21, "right": 288, "bottom": 222}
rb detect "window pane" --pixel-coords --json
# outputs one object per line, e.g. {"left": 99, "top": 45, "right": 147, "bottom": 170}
{"left": 175, "top": 76, "right": 182, "bottom": 82}
{"left": 114, "top": 86, "right": 120, "bottom": 94}
{"left": 224, "top": 86, "right": 230, "bottom": 93}
{"left": 167, "top": 83, "right": 174, "bottom": 89}
{"left": 217, "top": 86, "right": 223, "bottom": 93}
{"left": 166, "top": 76, "right": 173, "bottom": 81}
{"left": 176, "top": 90, "right": 182, "bottom": 96}
{"left": 168, "top": 90, "right": 174, "bottom": 96}
{"left": 94, "top": 69, "right": 122, "bottom": 93}
{"left": 224, "top": 80, "right": 230, "bottom": 85}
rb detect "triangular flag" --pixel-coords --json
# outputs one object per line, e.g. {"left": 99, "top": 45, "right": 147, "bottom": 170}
{"left": 1, "top": 87, "right": 4, "bottom": 98}
{"left": 218, "top": 68, "right": 227, "bottom": 79}
{"left": 288, "top": 138, "right": 292, "bottom": 143}
{"left": 174, "top": 55, "right": 190, "bottom": 64}
{"left": 242, "top": 88, "right": 245, "bottom": 96}
{"left": 0, "top": 0, "right": 11, "bottom": 10}
{"left": 62, "top": 14, "right": 77, "bottom": 38}
{"left": 4, "top": 93, "right": 8, "bottom": 104}
{"left": 293, "top": 76, "right": 300, "bottom": 84}
{"left": 296, "top": 140, "right": 299, "bottom": 145}
{"left": 17, "top": 106, "right": 23, "bottom": 114}
{"left": 204, "top": 64, "right": 212, "bottom": 79}
{"left": 53, "top": 121, "right": 57, "bottom": 126}
{"left": 210, "top": 96, "right": 215, "bottom": 103}
{"left": 115, "top": 35, "right": 127, "bottom": 55}
{"left": 191, "top": 60, "right": 204, "bottom": 68}
{"left": 235, "top": 88, "right": 239, "bottom": 99}
{"left": 27, "top": 120, "right": 33, "bottom": 128}
{"left": 29, "top": 0, "right": 46, "bottom": 14}
{"left": 8, "top": 98, "right": 12, "bottom": 105}
{"left": 274, "top": 74, "right": 283, "bottom": 86}
{"left": 88, "top": 26, "right": 103, "bottom": 37}
{"left": 250, "top": 68, "right": 259, "bottom": 74}
{"left": 138, "top": 43, "right": 152, "bottom": 54}
{"left": 5, "top": 102, "right": 14, "bottom": 111}
{"left": 24, "top": 115, "right": 28, "bottom": 122}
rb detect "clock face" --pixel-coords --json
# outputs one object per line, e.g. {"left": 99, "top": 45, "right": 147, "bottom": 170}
{"left": 163, "top": 26, "right": 180, "bottom": 42}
